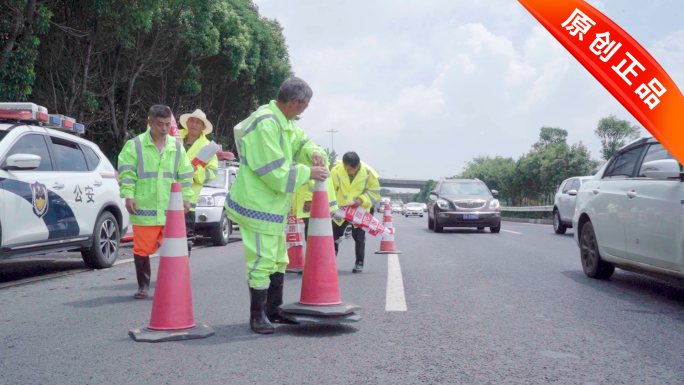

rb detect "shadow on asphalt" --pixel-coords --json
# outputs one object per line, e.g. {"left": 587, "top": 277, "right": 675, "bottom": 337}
{"left": 63, "top": 295, "right": 147, "bottom": 308}
{"left": 88, "top": 281, "right": 157, "bottom": 292}
{"left": 0, "top": 260, "right": 87, "bottom": 284}
{"left": 562, "top": 270, "right": 684, "bottom": 321}
{"left": 276, "top": 324, "right": 359, "bottom": 337}
{"left": 420, "top": 229, "right": 494, "bottom": 234}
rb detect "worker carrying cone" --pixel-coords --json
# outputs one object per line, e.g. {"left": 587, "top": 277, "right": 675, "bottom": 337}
{"left": 129, "top": 182, "right": 214, "bottom": 342}
{"left": 331, "top": 152, "right": 381, "bottom": 273}
{"left": 279, "top": 178, "right": 361, "bottom": 325}
{"left": 225, "top": 77, "right": 331, "bottom": 334}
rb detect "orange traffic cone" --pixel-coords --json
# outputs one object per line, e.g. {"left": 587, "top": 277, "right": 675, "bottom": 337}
{"left": 129, "top": 182, "right": 215, "bottom": 342}
{"left": 279, "top": 179, "right": 361, "bottom": 324}
{"left": 286, "top": 210, "right": 305, "bottom": 273}
{"left": 376, "top": 203, "right": 401, "bottom": 254}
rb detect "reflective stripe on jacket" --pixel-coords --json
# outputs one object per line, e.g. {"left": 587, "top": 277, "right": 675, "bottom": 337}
{"left": 331, "top": 161, "right": 381, "bottom": 225}
{"left": 118, "top": 130, "right": 194, "bottom": 226}
{"left": 179, "top": 129, "right": 218, "bottom": 210}
{"left": 226, "top": 100, "right": 327, "bottom": 235}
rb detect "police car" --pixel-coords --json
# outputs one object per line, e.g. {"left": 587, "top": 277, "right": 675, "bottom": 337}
{"left": 0, "top": 103, "right": 129, "bottom": 269}
{"left": 194, "top": 151, "right": 238, "bottom": 246}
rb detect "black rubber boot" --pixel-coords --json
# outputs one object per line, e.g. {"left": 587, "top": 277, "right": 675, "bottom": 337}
{"left": 133, "top": 255, "right": 151, "bottom": 299}
{"left": 266, "top": 273, "right": 298, "bottom": 324}
{"left": 249, "top": 288, "right": 274, "bottom": 334}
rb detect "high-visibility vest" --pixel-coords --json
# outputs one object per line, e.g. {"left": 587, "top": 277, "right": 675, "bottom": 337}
{"left": 118, "top": 130, "right": 194, "bottom": 226}
{"left": 179, "top": 129, "right": 218, "bottom": 211}
{"left": 226, "top": 100, "right": 331, "bottom": 235}
{"left": 292, "top": 163, "right": 338, "bottom": 219}
{"left": 331, "top": 161, "right": 381, "bottom": 225}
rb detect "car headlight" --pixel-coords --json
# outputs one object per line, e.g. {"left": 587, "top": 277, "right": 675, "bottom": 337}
{"left": 489, "top": 199, "right": 500, "bottom": 209}
{"left": 437, "top": 199, "right": 450, "bottom": 210}
{"left": 197, "top": 195, "right": 215, "bottom": 207}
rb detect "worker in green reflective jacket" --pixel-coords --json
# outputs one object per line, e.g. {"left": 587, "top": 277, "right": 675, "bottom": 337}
{"left": 226, "top": 77, "right": 330, "bottom": 334}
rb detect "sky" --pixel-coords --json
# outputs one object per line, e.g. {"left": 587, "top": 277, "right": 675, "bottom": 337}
{"left": 253, "top": 0, "right": 684, "bottom": 183}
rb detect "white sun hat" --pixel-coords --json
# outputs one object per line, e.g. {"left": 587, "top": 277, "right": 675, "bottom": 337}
{"left": 180, "top": 109, "right": 213, "bottom": 135}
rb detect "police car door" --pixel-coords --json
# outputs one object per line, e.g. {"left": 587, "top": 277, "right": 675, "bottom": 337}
{"left": 48, "top": 136, "right": 94, "bottom": 237}
{"left": 0, "top": 132, "right": 76, "bottom": 247}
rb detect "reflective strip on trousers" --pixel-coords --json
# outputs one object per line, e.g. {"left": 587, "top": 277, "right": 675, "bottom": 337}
{"left": 248, "top": 233, "right": 263, "bottom": 282}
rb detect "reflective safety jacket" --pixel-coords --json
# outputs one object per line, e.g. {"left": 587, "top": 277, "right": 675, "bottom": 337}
{"left": 331, "top": 161, "right": 381, "bottom": 225}
{"left": 226, "top": 100, "right": 327, "bottom": 235}
{"left": 292, "top": 163, "right": 338, "bottom": 219}
{"left": 179, "top": 129, "right": 218, "bottom": 211}
{"left": 118, "top": 130, "right": 194, "bottom": 226}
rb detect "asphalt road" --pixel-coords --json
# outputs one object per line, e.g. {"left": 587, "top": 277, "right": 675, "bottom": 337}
{"left": 1, "top": 215, "right": 684, "bottom": 384}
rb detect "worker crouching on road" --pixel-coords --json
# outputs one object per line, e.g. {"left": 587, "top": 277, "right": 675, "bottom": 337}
{"left": 331, "top": 152, "right": 381, "bottom": 273}
{"left": 179, "top": 109, "right": 219, "bottom": 256}
{"left": 226, "top": 77, "right": 330, "bottom": 334}
{"left": 118, "top": 105, "right": 195, "bottom": 299}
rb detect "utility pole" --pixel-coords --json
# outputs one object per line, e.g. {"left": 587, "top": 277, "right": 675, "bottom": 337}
{"left": 327, "top": 129, "right": 339, "bottom": 151}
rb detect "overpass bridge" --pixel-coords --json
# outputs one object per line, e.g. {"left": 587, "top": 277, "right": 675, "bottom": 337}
{"left": 378, "top": 178, "right": 430, "bottom": 190}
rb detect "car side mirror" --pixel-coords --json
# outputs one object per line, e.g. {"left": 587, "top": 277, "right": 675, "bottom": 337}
{"left": 2, "top": 154, "right": 41, "bottom": 171}
{"left": 491, "top": 190, "right": 499, "bottom": 196}
{"left": 641, "top": 159, "right": 682, "bottom": 180}
{"left": 568, "top": 189, "right": 578, "bottom": 196}
{"left": 428, "top": 192, "right": 437, "bottom": 201}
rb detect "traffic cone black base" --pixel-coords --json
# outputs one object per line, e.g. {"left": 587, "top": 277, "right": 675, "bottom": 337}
{"left": 375, "top": 250, "right": 402, "bottom": 255}
{"left": 285, "top": 267, "right": 304, "bottom": 274}
{"left": 279, "top": 312, "right": 362, "bottom": 325}
{"left": 128, "top": 324, "right": 215, "bottom": 343}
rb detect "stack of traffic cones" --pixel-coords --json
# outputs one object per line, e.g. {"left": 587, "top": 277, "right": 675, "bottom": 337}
{"left": 129, "top": 182, "right": 215, "bottom": 342}
{"left": 279, "top": 179, "right": 361, "bottom": 324}
{"left": 376, "top": 203, "right": 401, "bottom": 254}
{"left": 285, "top": 210, "right": 305, "bottom": 273}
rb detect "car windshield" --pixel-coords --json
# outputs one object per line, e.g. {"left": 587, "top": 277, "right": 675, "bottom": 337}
{"left": 0, "top": 131, "right": 9, "bottom": 142}
{"left": 440, "top": 182, "right": 490, "bottom": 196}
{"left": 203, "top": 170, "right": 226, "bottom": 188}
{"left": 408, "top": 203, "right": 421, "bottom": 208}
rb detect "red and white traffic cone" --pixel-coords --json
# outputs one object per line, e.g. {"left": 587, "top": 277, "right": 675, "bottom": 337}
{"left": 129, "top": 182, "right": 214, "bottom": 342}
{"left": 376, "top": 203, "right": 401, "bottom": 254}
{"left": 285, "top": 210, "right": 305, "bottom": 273}
{"left": 279, "top": 179, "right": 361, "bottom": 324}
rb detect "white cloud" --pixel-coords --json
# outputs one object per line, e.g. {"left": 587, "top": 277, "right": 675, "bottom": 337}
{"left": 252, "top": 1, "right": 684, "bottom": 180}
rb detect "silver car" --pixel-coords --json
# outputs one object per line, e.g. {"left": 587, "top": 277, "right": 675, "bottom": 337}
{"left": 573, "top": 137, "right": 684, "bottom": 282}
{"left": 404, "top": 202, "right": 424, "bottom": 217}
{"left": 553, "top": 175, "right": 592, "bottom": 234}
{"left": 194, "top": 158, "right": 238, "bottom": 246}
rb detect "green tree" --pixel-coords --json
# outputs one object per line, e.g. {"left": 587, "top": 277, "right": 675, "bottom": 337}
{"left": 410, "top": 180, "right": 436, "bottom": 203}
{"left": 380, "top": 188, "right": 391, "bottom": 195}
{"left": 0, "top": 0, "right": 52, "bottom": 101}
{"left": 595, "top": 115, "right": 641, "bottom": 160}
{"left": 326, "top": 147, "right": 338, "bottom": 170}
{"left": 534, "top": 126, "right": 568, "bottom": 149}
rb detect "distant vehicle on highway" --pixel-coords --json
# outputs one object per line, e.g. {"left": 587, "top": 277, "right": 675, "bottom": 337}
{"left": 427, "top": 178, "right": 501, "bottom": 233}
{"left": 421, "top": 203, "right": 427, "bottom": 212}
{"left": 574, "top": 137, "right": 684, "bottom": 283}
{"left": 391, "top": 203, "right": 402, "bottom": 214}
{"left": 404, "top": 202, "right": 424, "bottom": 217}
{"left": 401, "top": 203, "right": 407, "bottom": 215}
{"left": 553, "top": 175, "right": 593, "bottom": 234}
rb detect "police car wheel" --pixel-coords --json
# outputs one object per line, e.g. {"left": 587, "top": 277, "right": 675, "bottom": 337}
{"left": 210, "top": 210, "right": 231, "bottom": 247}
{"left": 81, "top": 212, "right": 120, "bottom": 269}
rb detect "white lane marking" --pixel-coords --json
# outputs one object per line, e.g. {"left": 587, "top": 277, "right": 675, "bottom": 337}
{"left": 501, "top": 229, "right": 522, "bottom": 235}
{"left": 386, "top": 254, "right": 407, "bottom": 312}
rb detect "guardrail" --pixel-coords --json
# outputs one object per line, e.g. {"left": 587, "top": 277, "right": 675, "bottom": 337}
{"left": 500, "top": 206, "right": 553, "bottom": 212}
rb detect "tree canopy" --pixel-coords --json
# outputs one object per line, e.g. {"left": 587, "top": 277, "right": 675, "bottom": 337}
{"left": 595, "top": 115, "right": 641, "bottom": 160}
{"left": 1, "top": 0, "right": 293, "bottom": 164}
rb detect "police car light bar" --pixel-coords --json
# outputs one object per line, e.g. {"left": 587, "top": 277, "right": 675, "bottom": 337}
{"left": 0, "top": 102, "right": 49, "bottom": 122}
{"left": 0, "top": 102, "right": 84, "bottom": 135}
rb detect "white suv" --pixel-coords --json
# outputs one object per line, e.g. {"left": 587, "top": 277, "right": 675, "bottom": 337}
{"left": 194, "top": 153, "right": 238, "bottom": 246}
{"left": 553, "top": 175, "right": 592, "bottom": 234}
{"left": 573, "top": 137, "right": 684, "bottom": 282}
{"left": 0, "top": 103, "right": 129, "bottom": 269}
